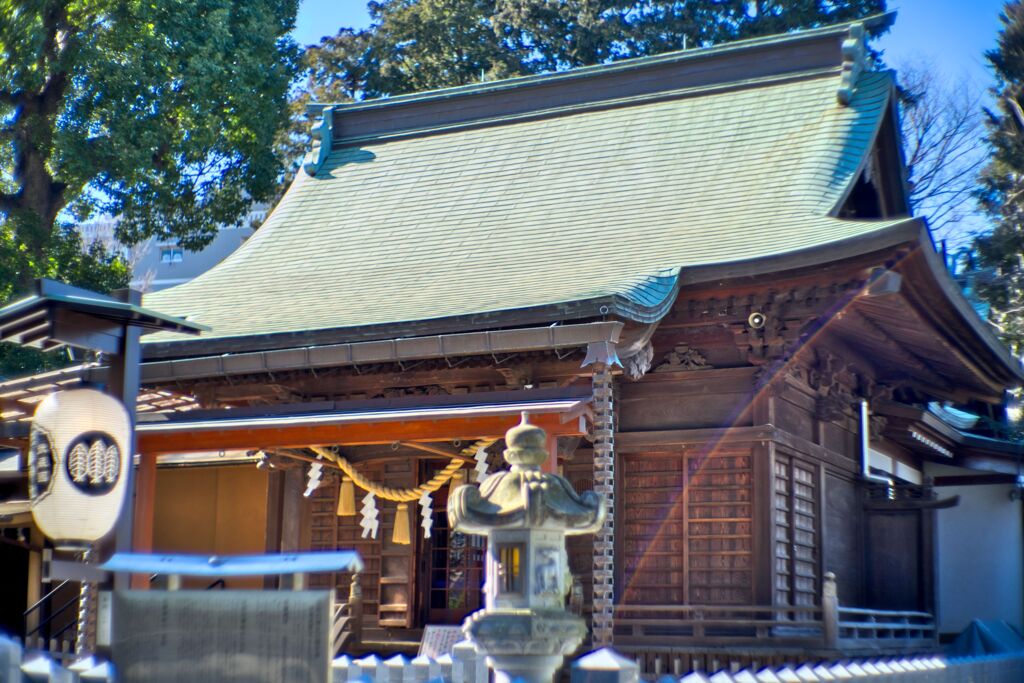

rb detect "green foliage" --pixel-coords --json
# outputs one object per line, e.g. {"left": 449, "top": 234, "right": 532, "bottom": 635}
{"left": 0, "top": 0, "right": 301, "bottom": 292}
{"left": 281, "top": 0, "right": 885, "bottom": 183}
{"left": 340, "top": 0, "right": 887, "bottom": 98}
{"left": 0, "top": 225, "right": 129, "bottom": 379}
{"left": 0, "top": 0, "right": 296, "bottom": 377}
{"left": 975, "top": 1, "right": 1024, "bottom": 353}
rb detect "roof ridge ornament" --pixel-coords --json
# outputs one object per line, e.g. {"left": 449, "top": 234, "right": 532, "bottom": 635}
{"left": 837, "top": 23, "right": 866, "bottom": 106}
{"left": 302, "top": 106, "right": 335, "bottom": 176}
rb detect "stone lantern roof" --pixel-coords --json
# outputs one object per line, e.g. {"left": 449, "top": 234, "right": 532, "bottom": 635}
{"left": 448, "top": 418, "right": 605, "bottom": 535}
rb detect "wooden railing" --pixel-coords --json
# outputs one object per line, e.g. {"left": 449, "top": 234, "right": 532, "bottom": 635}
{"left": 22, "top": 579, "right": 78, "bottom": 660}
{"left": 613, "top": 604, "right": 825, "bottom": 649}
{"left": 613, "top": 573, "right": 936, "bottom": 661}
{"left": 835, "top": 607, "right": 936, "bottom": 649}
{"left": 332, "top": 573, "right": 364, "bottom": 655}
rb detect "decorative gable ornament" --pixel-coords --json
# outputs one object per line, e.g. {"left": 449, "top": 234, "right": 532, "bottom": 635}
{"left": 837, "top": 23, "right": 866, "bottom": 105}
{"left": 29, "top": 389, "right": 131, "bottom": 547}
{"left": 302, "top": 106, "right": 335, "bottom": 176}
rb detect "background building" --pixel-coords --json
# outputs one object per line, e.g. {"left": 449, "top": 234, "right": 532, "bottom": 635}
{"left": 77, "top": 204, "right": 268, "bottom": 292}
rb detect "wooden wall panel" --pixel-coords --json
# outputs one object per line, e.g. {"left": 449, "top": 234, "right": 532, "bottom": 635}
{"left": 822, "top": 421, "right": 858, "bottom": 461}
{"left": 617, "top": 369, "right": 756, "bottom": 433}
{"left": 153, "top": 466, "right": 268, "bottom": 590}
{"left": 377, "top": 460, "right": 417, "bottom": 627}
{"left": 309, "top": 469, "right": 384, "bottom": 625}
{"left": 620, "top": 449, "right": 754, "bottom": 606}
{"left": 689, "top": 451, "right": 754, "bottom": 605}
{"left": 618, "top": 392, "right": 753, "bottom": 431}
{"left": 621, "top": 453, "right": 687, "bottom": 605}
{"left": 774, "top": 395, "right": 816, "bottom": 443}
{"left": 865, "top": 511, "right": 924, "bottom": 611}
{"left": 823, "top": 473, "right": 863, "bottom": 605}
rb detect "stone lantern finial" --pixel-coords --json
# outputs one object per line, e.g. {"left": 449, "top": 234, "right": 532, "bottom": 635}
{"left": 502, "top": 420, "right": 548, "bottom": 468}
{"left": 448, "top": 415, "right": 606, "bottom": 683}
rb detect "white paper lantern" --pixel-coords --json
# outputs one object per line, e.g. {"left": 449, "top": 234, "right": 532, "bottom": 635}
{"left": 29, "top": 388, "right": 131, "bottom": 546}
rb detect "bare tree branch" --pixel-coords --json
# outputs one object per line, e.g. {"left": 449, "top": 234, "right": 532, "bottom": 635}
{"left": 898, "top": 59, "right": 987, "bottom": 241}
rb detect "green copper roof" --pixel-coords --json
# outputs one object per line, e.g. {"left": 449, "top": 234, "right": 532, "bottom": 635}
{"left": 145, "top": 66, "right": 906, "bottom": 349}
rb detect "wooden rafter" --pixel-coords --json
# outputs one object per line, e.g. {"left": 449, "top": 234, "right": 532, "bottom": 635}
{"left": 846, "top": 305, "right": 951, "bottom": 393}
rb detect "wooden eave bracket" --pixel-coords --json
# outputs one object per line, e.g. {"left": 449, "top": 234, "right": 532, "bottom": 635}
{"left": 302, "top": 106, "right": 335, "bottom": 176}
{"left": 837, "top": 23, "right": 866, "bottom": 105}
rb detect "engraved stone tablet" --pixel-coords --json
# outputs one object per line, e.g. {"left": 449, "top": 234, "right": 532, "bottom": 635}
{"left": 111, "top": 590, "right": 330, "bottom": 683}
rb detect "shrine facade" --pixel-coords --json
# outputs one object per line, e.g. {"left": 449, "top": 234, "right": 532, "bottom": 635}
{"left": 4, "top": 11, "right": 1024, "bottom": 671}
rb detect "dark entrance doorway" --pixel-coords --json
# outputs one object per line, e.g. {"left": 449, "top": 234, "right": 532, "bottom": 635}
{"left": 420, "top": 464, "right": 485, "bottom": 624}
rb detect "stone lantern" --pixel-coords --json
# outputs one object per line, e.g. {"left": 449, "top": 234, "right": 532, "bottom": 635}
{"left": 448, "top": 417, "right": 606, "bottom": 683}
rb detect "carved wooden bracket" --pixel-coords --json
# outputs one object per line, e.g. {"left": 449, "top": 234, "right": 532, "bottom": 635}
{"left": 654, "top": 343, "right": 711, "bottom": 372}
{"left": 623, "top": 340, "right": 655, "bottom": 381}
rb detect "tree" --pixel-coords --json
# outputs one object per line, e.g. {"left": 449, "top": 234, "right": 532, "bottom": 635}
{"left": 898, "top": 61, "right": 987, "bottom": 242}
{"left": 975, "top": 1, "right": 1024, "bottom": 353}
{"left": 0, "top": 0, "right": 301, "bottom": 296}
{"left": 282, "top": 0, "right": 887, "bottom": 178}
{"left": 0, "top": 224, "right": 129, "bottom": 379}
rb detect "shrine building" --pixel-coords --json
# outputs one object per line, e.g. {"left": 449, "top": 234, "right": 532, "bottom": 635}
{"left": 3, "top": 12, "right": 1024, "bottom": 672}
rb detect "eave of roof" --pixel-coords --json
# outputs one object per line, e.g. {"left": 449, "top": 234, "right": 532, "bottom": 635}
{"left": 877, "top": 400, "right": 1024, "bottom": 472}
{"left": 908, "top": 228, "right": 1024, "bottom": 385}
{"left": 680, "top": 218, "right": 1024, "bottom": 390}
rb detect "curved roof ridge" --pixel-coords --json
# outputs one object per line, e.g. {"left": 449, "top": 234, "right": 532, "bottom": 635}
{"left": 307, "top": 12, "right": 895, "bottom": 117}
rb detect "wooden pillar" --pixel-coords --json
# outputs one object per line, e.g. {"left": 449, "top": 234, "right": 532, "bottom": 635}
{"left": 110, "top": 289, "right": 143, "bottom": 592}
{"left": 751, "top": 441, "right": 775, "bottom": 606}
{"left": 25, "top": 527, "right": 44, "bottom": 638}
{"left": 281, "top": 468, "right": 305, "bottom": 553}
{"left": 751, "top": 384, "right": 775, "bottom": 607}
{"left": 264, "top": 470, "right": 285, "bottom": 589}
{"left": 130, "top": 452, "right": 157, "bottom": 589}
{"left": 543, "top": 434, "right": 559, "bottom": 474}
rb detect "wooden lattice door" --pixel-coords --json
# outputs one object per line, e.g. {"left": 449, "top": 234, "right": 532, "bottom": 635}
{"left": 422, "top": 471, "right": 485, "bottom": 624}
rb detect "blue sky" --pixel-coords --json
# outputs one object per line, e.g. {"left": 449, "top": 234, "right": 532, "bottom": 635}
{"left": 293, "top": 1, "right": 1009, "bottom": 95}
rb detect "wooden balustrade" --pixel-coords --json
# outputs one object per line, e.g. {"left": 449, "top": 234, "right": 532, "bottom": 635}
{"left": 835, "top": 606, "right": 936, "bottom": 649}
{"left": 613, "top": 604, "right": 826, "bottom": 649}
{"left": 610, "top": 572, "right": 936, "bottom": 660}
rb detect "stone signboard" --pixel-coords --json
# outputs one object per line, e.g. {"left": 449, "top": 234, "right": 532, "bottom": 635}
{"left": 110, "top": 590, "right": 331, "bottom": 683}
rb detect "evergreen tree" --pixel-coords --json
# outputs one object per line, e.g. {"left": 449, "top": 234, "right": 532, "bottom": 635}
{"left": 281, "top": 0, "right": 887, "bottom": 180}
{"left": 976, "top": 1, "right": 1024, "bottom": 353}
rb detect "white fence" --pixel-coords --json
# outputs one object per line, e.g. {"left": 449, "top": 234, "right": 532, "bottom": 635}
{"left": 4, "top": 634, "right": 1024, "bottom": 683}
{"left": 330, "top": 643, "right": 488, "bottom": 683}
{"left": 567, "top": 648, "right": 1024, "bottom": 683}
{"left": 1, "top": 635, "right": 113, "bottom": 682}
